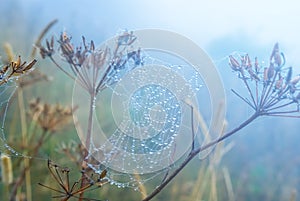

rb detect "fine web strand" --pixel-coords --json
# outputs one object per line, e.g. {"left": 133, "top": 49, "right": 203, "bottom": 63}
{"left": 0, "top": 81, "right": 20, "bottom": 156}
{"left": 83, "top": 51, "right": 211, "bottom": 191}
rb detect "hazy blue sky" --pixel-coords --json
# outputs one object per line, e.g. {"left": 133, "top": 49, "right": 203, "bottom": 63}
{"left": 2, "top": 0, "right": 299, "bottom": 67}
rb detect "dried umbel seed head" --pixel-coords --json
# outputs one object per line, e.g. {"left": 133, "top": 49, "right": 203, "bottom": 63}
{"left": 290, "top": 74, "right": 300, "bottom": 85}
{"left": 1, "top": 154, "right": 13, "bottom": 185}
{"left": 39, "top": 36, "right": 55, "bottom": 59}
{"left": 117, "top": 30, "right": 136, "bottom": 46}
{"left": 228, "top": 55, "right": 241, "bottom": 71}
{"left": 267, "top": 63, "right": 275, "bottom": 80}
{"left": 295, "top": 92, "right": 300, "bottom": 101}
{"left": 0, "top": 56, "right": 37, "bottom": 86}
{"left": 74, "top": 36, "right": 96, "bottom": 67}
{"left": 28, "top": 98, "right": 75, "bottom": 132}
{"left": 11, "top": 56, "right": 37, "bottom": 75}
{"left": 263, "top": 67, "right": 268, "bottom": 82}
{"left": 270, "top": 43, "right": 285, "bottom": 71}
{"left": 228, "top": 43, "right": 300, "bottom": 118}
{"left": 275, "top": 74, "right": 284, "bottom": 90}
{"left": 39, "top": 160, "right": 108, "bottom": 200}
{"left": 58, "top": 31, "right": 75, "bottom": 62}
{"left": 285, "top": 67, "right": 293, "bottom": 84}
{"left": 244, "top": 54, "right": 252, "bottom": 69}
{"left": 254, "top": 57, "right": 260, "bottom": 73}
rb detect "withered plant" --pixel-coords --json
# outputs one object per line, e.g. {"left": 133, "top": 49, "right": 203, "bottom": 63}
{"left": 0, "top": 22, "right": 53, "bottom": 201}
{"left": 141, "top": 43, "right": 300, "bottom": 201}
{"left": 38, "top": 160, "right": 108, "bottom": 201}
{"left": 36, "top": 20, "right": 299, "bottom": 201}
{"left": 0, "top": 55, "right": 37, "bottom": 86}
{"left": 8, "top": 98, "right": 75, "bottom": 201}
{"left": 38, "top": 27, "right": 143, "bottom": 200}
{"left": 38, "top": 29, "right": 142, "bottom": 152}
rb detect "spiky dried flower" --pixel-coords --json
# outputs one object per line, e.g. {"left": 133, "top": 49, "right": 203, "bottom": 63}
{"left": 38, "top": 160, "right": 108, "bottom": 201}
{"left": 0, "top": 56, "right": 37, "bottom": 85}
{"left": 38, "top": 29, "right": 143, "bottom": 93}
{"left": 55, "top": 140, "right": 90, "bottom": 167}
{"left": 39, "top": 36, "right": 55, "bottom": 59}
{"left": 228, "top": 43, "right": 300, "bottom": 118}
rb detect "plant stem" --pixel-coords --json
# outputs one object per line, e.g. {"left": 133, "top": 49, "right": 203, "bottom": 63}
{"left": 85, "top": 93, "right": 96, "bottom": 154}
{"left": 142, "top": 112, "right": 259, "bottom": 201}
{"left": 9, "top": 130, "right": 49, "bottom": 201}
{"left": 78, "top": 92, "right": 96, "bottom": 201}
{"left": 241, "top": 70, "right": 257, "bottom": 108}
{"left": 261, "top": 71, "right": 278, "bottom": 107}
{"left": 49, "top": 57, "right": 76, "bottom": 81}
{"left": 17, "top": 87, "right": 32, "bottom": 201}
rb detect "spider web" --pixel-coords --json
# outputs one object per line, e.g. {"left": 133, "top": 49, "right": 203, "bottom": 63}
{"left": 0, "top": 80, "right": 19, "bottom": 155}
{"left": 73, "top": 45, "right": 213, "bottom": 190}
{"left": 0, "top": 30, "right": 218, "bottom": 193}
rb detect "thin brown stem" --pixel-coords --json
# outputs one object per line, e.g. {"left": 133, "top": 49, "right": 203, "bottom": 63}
{"left": 259, "top": 85, "right": 267, "bottom": 108}
{"left": 142, "top": 112, "right": 260, "bottom": 201}
{"left": 264, "top": 87, "right": 290, "bottom": 109}
{"left": 261, "top": 71, "right": 278, "bottom": 107}
{"left": 49, "top": 57, "right": 76, "bottom": 80}
{"left": 265, "top": 100, "right": 295, "bottom": 112}
{"left": 9, "top": 130, "right": 50, "bottom": 201}
{"left": 85, "top": 93, "right": 96, "bottom": 154}
{"left": 264, "top": 113, "right": 300, "bottom": 118}
{"left": 231, "top": 89, "right": 255, "bottom": 109}
{"left": 241, "top": 71, "right": 257, "bottom": 108}
{"left": 17, "top": 87, "right": 32, "bottom": 201}
{"left": 79, "top": 92, "right": 96, "bottom": 201}
{"left": 255, "top": 81, "right": 259, "bottom": 106}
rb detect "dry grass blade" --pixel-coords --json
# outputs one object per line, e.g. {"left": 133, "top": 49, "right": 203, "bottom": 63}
{"left": 3, "top": 42, "right": 14, "bottom": 63}
{"left": 209, "top": 170, "right": 217, "bottom": 201}
{"left": 190, "top": 164, "right": 206, "bottom": 200}
{"left": 31, "top": 19, "right": 58, "bottom": 58}
{"left": 289, "top": 189, "right": 297, "bottom": 201}
{"left": 222, "top": 167, "right": 235, "bottom": 201}
{"left": 184, "top": 98, "right": 210, "bottom": 147}
{"left": 133, "top": 172, "right": 148, "bottom": 199}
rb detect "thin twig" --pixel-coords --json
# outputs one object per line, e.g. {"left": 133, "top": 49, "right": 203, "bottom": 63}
{"left": 231, "top": 89, "right": 255, "bottom": 109}
{"left": 240, "top": 70, "right": 257, "bottom": 108}
{"left": 266, "top": 100, "right": 295, "bottom": 112}
{"left": 264, "top": 114, "right": 300, "bottom": 118}
{"left": 261, "top": 71, "right": 278, "bottom": 107}
{"left": 142, "top": 112, "right": 259, "bottom": 201}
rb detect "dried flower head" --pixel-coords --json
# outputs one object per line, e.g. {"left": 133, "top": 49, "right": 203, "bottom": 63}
{"left": 38, "top": 160, "right": 108, "bottom": 201}
{"left": 38, "top": 30, "right": 143, "bottom": 94}
{"left": 39, "top": 36, "right": 55, "bottom": 59}
{"left": 0, "top": 56, "right": 37, "bottom": 85}
{"left": 28, "top": 98, "right": 75, "bottom": 132}
{"left": 228, "top": 43, "right": 300, "bottom": 118}
{"left": 55, "top": 140, "right": 89, "bottom": 167}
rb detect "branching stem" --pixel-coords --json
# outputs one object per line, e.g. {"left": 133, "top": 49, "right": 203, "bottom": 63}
{"left": 142, "top": 112, "right": 259, "bottom": 201}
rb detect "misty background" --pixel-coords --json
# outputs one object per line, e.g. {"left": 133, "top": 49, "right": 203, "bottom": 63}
{"left": 1, "top": 0, "right": 300, "bottom": 200}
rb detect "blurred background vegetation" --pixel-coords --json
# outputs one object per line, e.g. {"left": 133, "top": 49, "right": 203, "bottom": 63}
{"left": 0, "top": 0, "right": 300, "bottom": 201}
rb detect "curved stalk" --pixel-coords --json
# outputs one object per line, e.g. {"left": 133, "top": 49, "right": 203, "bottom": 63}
{"left": 142, "top": 112, "right": 260, "bottom": 201}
